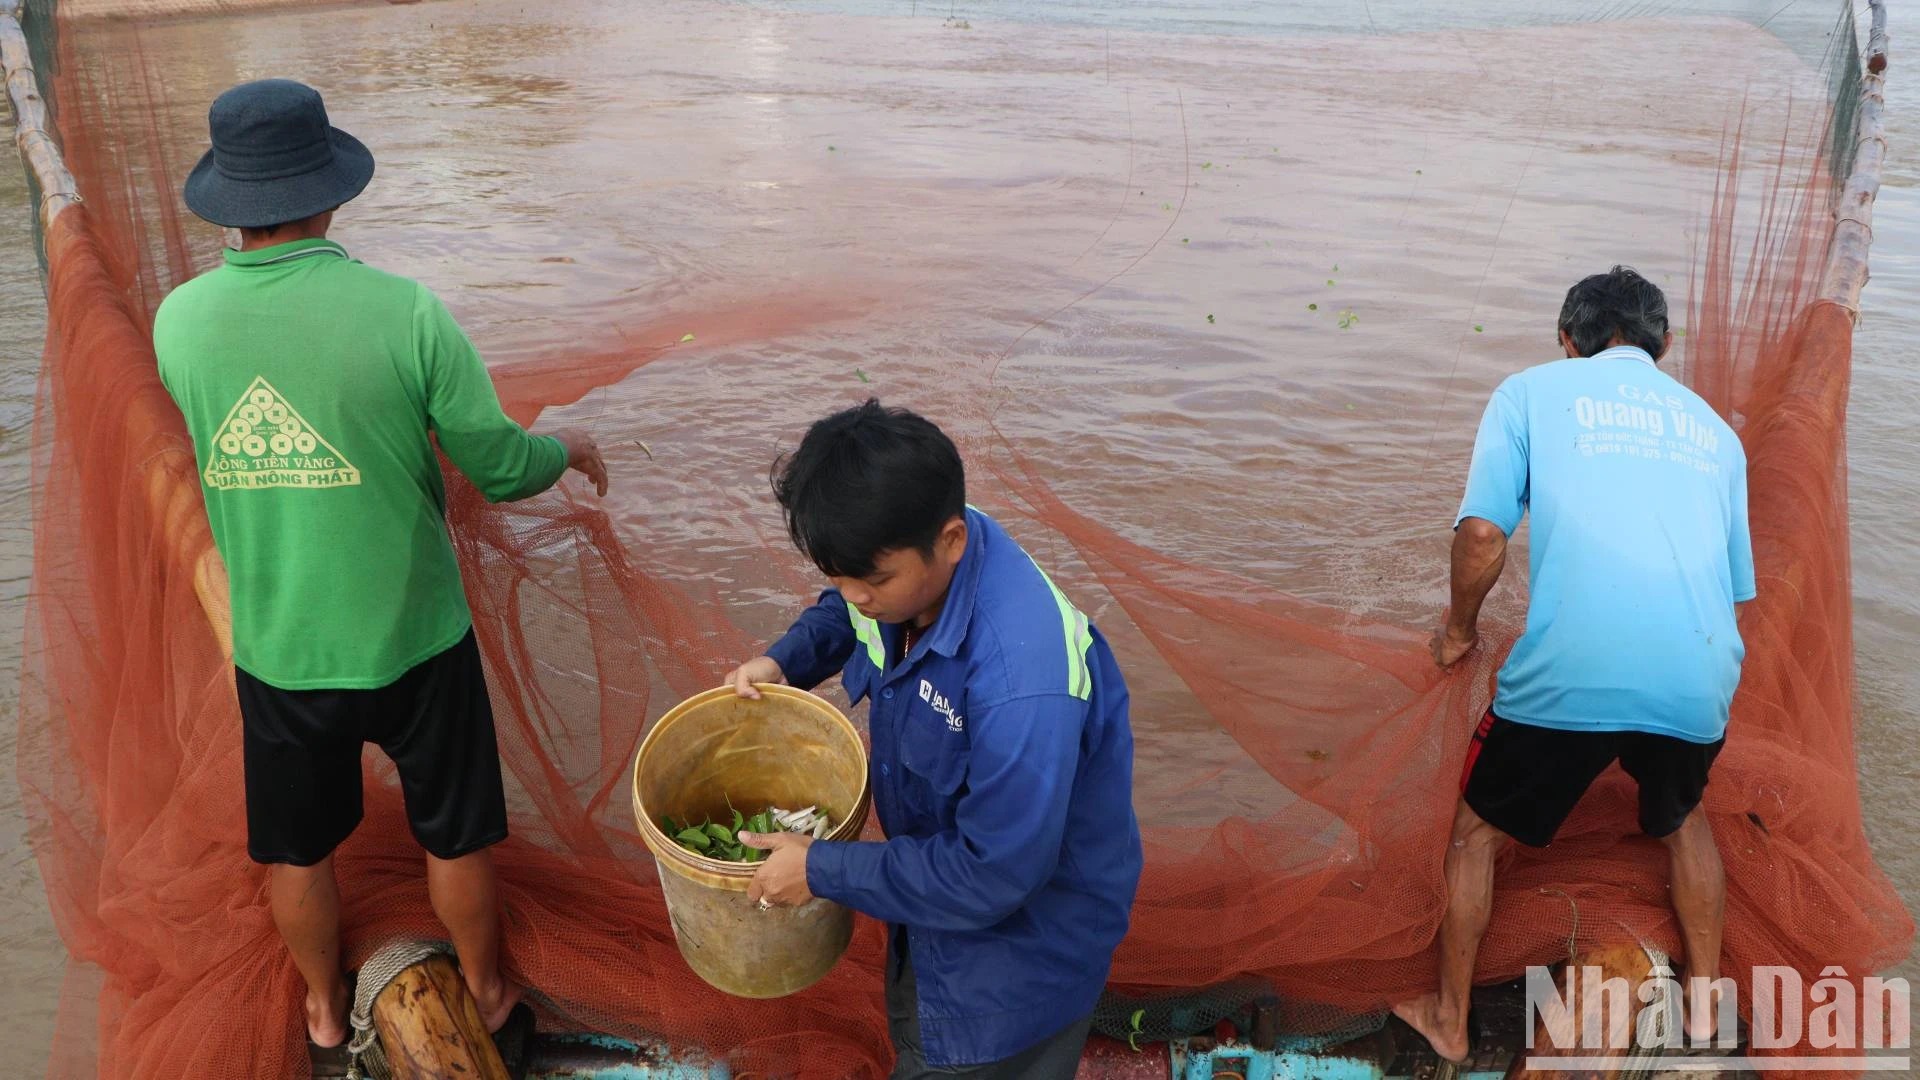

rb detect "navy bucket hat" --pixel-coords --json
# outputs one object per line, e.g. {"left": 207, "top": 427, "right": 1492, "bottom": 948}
{"left": 183, "top": 79, "right": 374, "bottom": 229}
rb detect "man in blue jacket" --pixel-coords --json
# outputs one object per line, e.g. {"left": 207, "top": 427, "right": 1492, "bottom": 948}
{"left": 730, "top": 399, "right": 1142, "bottom": 1078}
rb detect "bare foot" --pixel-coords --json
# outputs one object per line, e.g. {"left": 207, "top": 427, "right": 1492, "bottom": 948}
{"left": 1394, "top": 992, "right": 1469, "bottom": 1063}
{"left": 1686, "top": 980, "right": 1725, "bottom": 1043}
{"left": 307, "top": 978, "right": 350, "bottom": 1048}
{"left": 466, "top": 971, "right": 524, "bottom": 1033}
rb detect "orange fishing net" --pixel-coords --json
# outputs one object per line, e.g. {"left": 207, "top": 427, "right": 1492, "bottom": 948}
{"left": 14, "top": 1, "right": 1907, "bottom": 1077}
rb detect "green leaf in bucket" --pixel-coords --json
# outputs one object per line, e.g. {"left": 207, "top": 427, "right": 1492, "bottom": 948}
{"left": 676, "top": 827, "right": 713, "bottom": 851}
{"left": 706, "top": 823, "right": 735, "bottom": 844}
{"left": 732, "top": 808, "right": 745, "bottom": 832}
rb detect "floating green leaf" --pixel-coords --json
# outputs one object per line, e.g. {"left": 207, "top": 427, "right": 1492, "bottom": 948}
{"left": 1337, "top": 309, "right": 1358, "bottom": 329}
{"left": 855, "top": 368, "right": 870, "bottom": 383}
{"left": 1308, "top": 303, "right": 1318, "bottom": 311}
{"left": 1201, "top": 162, "right": 1213, "bottom": 169}
{"left": 679, "top": 332, "right": 695, "bottom": 343}
{"left": 1181, "top": 238, "right": 1189, "bottom": 244}
{"left": 828, "top": 145, "right": 837, "bottom": 151}
{"left": 1327, "top": 279, "right": 1336, "bottom": 286}
{"left": 1415, "top": 168, "right": 1423, "bottom": 175}
{"left": 1206, "top": 314, "right": 1215, "bottom": 324}
{"left": 1474, "top": 325, "right": 1484, "bottom": 333}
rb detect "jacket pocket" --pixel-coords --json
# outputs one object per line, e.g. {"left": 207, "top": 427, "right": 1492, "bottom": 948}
{"left": 899, "top": 709, "right": 969, "bottom": 800}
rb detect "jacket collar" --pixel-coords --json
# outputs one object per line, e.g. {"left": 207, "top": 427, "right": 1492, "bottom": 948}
{"left": 914, "top": 506, "right": 987, "bottom": 662}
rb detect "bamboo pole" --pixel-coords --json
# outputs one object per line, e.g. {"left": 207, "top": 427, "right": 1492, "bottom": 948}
{"left": 3, "top": 0, "right": 237, "bottom": 655}
{"left": 1817, "top": 0, "right": 1891, "bottom": 315}
{"left": 2, "top": 4, "right": 82, "bottom": 229}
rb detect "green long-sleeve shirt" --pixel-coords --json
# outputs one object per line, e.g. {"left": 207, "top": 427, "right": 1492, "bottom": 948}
{"left": 155, "top": 238, "right": 566, "bottom": 689}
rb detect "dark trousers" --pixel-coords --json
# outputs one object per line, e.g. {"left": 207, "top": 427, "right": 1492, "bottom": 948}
{"left": 886, "top": 931, "right": 1092, "bottom": 1080}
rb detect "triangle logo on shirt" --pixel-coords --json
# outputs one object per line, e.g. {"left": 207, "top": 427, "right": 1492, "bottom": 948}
{"left": 202, "top": 376, "right": 362, "bottom": 492}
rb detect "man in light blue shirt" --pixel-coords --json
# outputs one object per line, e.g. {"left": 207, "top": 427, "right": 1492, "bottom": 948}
{"left": 1395, "top": 267, "right": 1755, "bottom": 1061}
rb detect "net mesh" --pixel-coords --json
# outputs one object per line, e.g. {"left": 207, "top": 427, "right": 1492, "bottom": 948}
{"left": 10, "top": 0, "right": 1909, "bottom": 1077}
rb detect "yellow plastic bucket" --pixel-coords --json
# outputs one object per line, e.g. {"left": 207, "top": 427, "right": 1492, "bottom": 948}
{"left": 631, "top": 684, "right": 871, "bottom": 998}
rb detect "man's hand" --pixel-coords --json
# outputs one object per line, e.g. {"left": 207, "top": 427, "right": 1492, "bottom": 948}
{"left": 1431, "top": 622, "right": 1478, "bottom": 668}
{"left": 740, "top": 831, "right": 814, "bottom": 908}
{"left": 723, "top": 656, "right": 786, "bottom": 700}
{"left": 554, "top": 428, "right": 608, "bottom": 497}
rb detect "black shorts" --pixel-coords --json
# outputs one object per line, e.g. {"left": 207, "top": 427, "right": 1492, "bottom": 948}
{"left": 1461, "top": 711, "right": 1723, "bottom": 848}
{"left": 236, "top": 629, "right": 508, "bottom": 866}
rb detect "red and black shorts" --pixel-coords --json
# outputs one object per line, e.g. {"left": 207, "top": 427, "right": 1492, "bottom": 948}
{"left": 1461, "top": 711, "right": 1723, "bottom": 848}
{"left": 236, "top": 630, "right": 509, "bottom": 866}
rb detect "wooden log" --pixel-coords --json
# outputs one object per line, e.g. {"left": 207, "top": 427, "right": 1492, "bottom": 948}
{"left": 1505, "top": 942, "right": 1665, "bottom": 1080}
{"left": 371, "top": 955, "right": 511, "bottom": 1080}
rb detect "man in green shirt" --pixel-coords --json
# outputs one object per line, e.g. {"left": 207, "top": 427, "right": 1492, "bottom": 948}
{"left": 154, "top": 79, "right": 607, "bottom": 1047}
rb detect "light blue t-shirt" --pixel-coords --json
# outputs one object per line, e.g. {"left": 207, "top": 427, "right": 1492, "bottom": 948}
{"left": 1457, "top": 345, "right": 1756, "bottom": 743}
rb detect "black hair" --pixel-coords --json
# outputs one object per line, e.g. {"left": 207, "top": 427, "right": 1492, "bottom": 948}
{"left": 237, "top": 208, "right": 334, "bottom": 242}
{"left": 1558, "top": 265, "right": 1670, "bottom": 360}
{"left": 240, "top": 220, "right": 299, "bottom": 239}
{"left": 771, "top": 399, "right": 966, "bottom": 579}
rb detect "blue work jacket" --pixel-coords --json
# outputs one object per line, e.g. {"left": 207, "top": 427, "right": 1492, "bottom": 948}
{"left": 766, "top": 508, "right": 1142, "bottom": 1066}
